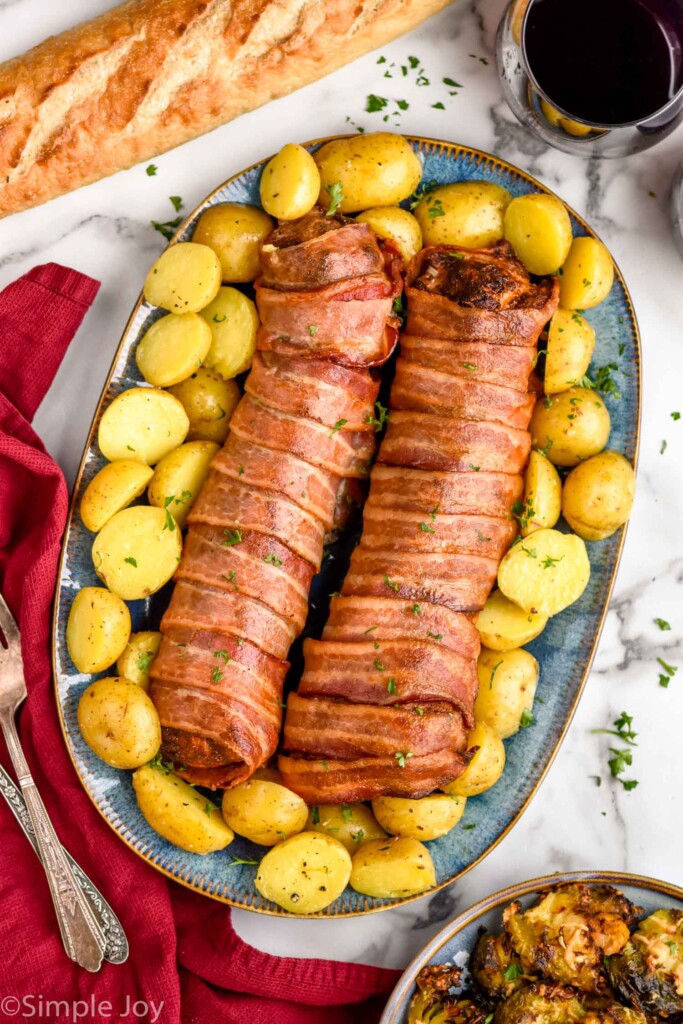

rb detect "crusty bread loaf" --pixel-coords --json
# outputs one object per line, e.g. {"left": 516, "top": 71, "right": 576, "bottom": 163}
{"left": 0, "top": 0, "right": 453, "bottom": 218}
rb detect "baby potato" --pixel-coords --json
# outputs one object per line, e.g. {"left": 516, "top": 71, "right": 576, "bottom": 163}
{"left": 222, "top": 777, "right": 308, "bottom": 846}
{"left": 306, "top": 802, "right": 387, "bottom": 853}
{"left": 350, "top": 837, "right": 436, "bottom": 899}
{"left": 355, "top": 206, "right": 423, "bottom": 264}
{"left": 147, "top": 440, "right": 219, "bottom": 529}
{"left": 314, "top": 132, "right": 421, "bottom": 213}
{"left": 476, "top": 589, "right": 548, "bottom": 651}
{"left": 372, "top": 793, "right": 466, "bottom": 841}
{"left": 199, "top": 286, "right": 258, "bottom": 380}
{"left": 559, "top": 236, "right": 614, "bottom": 309}
{"left": 415, "top": 181, "right": 512, "bottom": 249}
{"left": 116, "top": 631, "right": 162, "bottom": 691}
{"left": 260, "top": 143, "right": 321, "bottom": 220}
{"left": 544, "top": 309, "right": 595, "bottom": 395}
{"left": 497, "top": 527, "right": 591, "bottom": 616}
{"left": 522, "top": 450, "right": 562, "bottom": 535}
{"left": 503, "top": 192, "right": 572, "bottom": 275}
{"left": 143, "top": 242, "right": 221, "bottom": 313}
{"left": 78, "top": 677, "right": 161, "bottom": 769}
{"left": 92, "top": 506, "right": 183, "bottom": 601}
{"left": 168, "top": 368, "right": 241, "bottom": 445}
{"left": 562, "top": 450, "right": 635, "bottom": 541}
{"left": 530, "top": 387, "right": 611, "bottom": 467}
{"left": 474, "top": 647, "right": 539, "bottom": 739}
{"left": 192, "top": 202, "right": 273, "bottom": 283}
{"left": 133, "top": 764, "right": 234, "bottom": 854}
{"left": 98, "top": 387, "right": 189, "bottom": 465}
{"left": 66, "top": 586, "right": 131, "bottom": 674}
{"left": 443, "top": 722, "right": 506, "bottom": 797}
{"left": 255, "top": 831, "right": 352, "bottom": 914}
{"left": 80, "top": 460, "right": 154, "bottom": 533}
{"left": 135, "top": 312, "right": 212, "bottom": 388}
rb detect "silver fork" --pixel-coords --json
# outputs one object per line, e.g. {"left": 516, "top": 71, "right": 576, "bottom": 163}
{"left": 0, "top": 591, "right": 106, "bottom": 972}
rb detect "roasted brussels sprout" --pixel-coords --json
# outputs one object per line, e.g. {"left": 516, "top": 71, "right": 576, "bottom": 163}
{"left": 504, "top": 885, "right": 639, "bottom": 992}
{"left": 606, "top": 909, "right": 683, "bottom": 1019}
{"left": 493, "top": 983, "right": 585, "bottom": 1024}
{"left": 471, "top": 930, "right": 533, "bottom": 1000}
{"left": 584, "top": 1006, "right": 651, "bottom": 1024}
{"left": 409, "top": 965, "right": 491, "bottom": 1024}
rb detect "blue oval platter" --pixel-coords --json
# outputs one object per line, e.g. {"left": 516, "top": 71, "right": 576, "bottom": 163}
{"left": 52, "top": 136, "right": 641, "bottom": 917}
{"left": 381, "top": 871, "right": 683, "bottom": 1022}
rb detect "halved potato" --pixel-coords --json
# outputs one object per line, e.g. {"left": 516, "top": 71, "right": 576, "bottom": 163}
{"left": 356, "top": 207, "right": 423, "bottom": 264}
{"left": 98, "top": 387, "right": 189, "bottom": 465}
{"left": 80, "top": 460, "right": 154, "bottom": 533}
{"left": 147, "top": 440, "right": 219, "bottom": 529}
{"left": 306, "top": 802, "right": 387, "bottom": 853}
{"left": 136, "top": 312, "right": 212, "bottom": 388}
{"left": 544, "top": 309, "right": 595, "bottom": 395}
{"left": 559, "top": 236, "right": 614, "bottom": 309}
{"left": 255, "top": 832, "right": 352, "bottom": 913}
{"left": 192, "top": 202, "right": 274, "bottom": 283}
{"left": 143, "top": 242, "right": 221, "bottom": 312}
{"left": 92, "top": 505, "right": 183, "bottom": 600}
{"left": 167, "top": 369, "right": 241, "bottom": 445}
{"left": 476, "top": 589, "right": 548, "bottom": 652}
{"left": 442, "top": 722, "right": 506, "bottom": 797}
{"left": 372, "top": 794, "right": 466, "bottom": 841}
{"left": 474, "top": 646, "right": 539, "bottom": 739}
{"left": 522, "top": 450, "right": 562, "bottom": 535}
{"left": 78, "top": 677, "right": 161, "bottom": 769}
{"left": 66, "top": 586, "right": 131, "bottom": 674}
{"left": 199, "top": 286, "right": 259, "bottom": 380}
{"left": 503, "top": 193, "right": 572, "bottom": 275}
{"left": 115, "top": 630, "right": 162, "bottom": 690}
{"left": 415, "top": 181, "right": 512, "bottom": 249}
{"left": 350, "top": 837, "right": 436, "bottom": 899}
{"left": 497, "top": 527, "right": 591, "bottom": 616}
{"left": 133, "top": 764, "right": 234, "bottom": 854}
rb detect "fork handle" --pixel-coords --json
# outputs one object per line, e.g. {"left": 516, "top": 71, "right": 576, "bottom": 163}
{"left": 2, "top": 717, "right": 105, "bottom": 972}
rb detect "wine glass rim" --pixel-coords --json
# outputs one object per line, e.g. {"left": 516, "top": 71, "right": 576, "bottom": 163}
{"left": 519, "top": 0, "right": 683, "bottom": 130}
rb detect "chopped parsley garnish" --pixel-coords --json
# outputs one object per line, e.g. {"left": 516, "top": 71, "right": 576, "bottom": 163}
{"left": 443, "top": 76, "right": 463, "bottom": 88}
{"left": 341, "top": 805, "right": 353, "bottom": 823}
{"left": 477, "top": 530, "right": 491, "bottom": 543}
{"left": 520, "top": 709, "right": 535, "bottom": 728}
{"left": 146, "top": 164, "right": 157, "bottom": 176}
{"left": 373, "top": 657, "right": 386, "bottom": 671}
{"left": 489, "top": 660, "right": 503, "bottom": 689}
{"left": 169, "top": 195, "right": 183, "bottom": 212}
{"left": 392, "top": 294, "right": 406, "bottom": 323}
{"left": 504, "top": 963, "right": 522, "bottom": 981}
{"left": 364, "top": 625, "right": 379, "bottom": 635}
{"left": 589, "top": 775, "right": 602, "bottom": 787}
{"left": 325, "top": 181, "right": 344, "bottom": 217}
{"left": 211, "top": 666, "right": 224, "bottom": 683}
{"left": 384, "top": 575, "right": 399, "bottom": 592}
{"left": 427, "top": 198, "right": 445, "bottom": 219}
{"left": 330, "top": 418, "right": 348, "bottom": 437}
{"left": 311, "top": 806, "right": 320, "bottom": 825}
{"left": 415, "top": 707, "right": 424, "bottom": 715}
{"left": 394, "top": 751, "right": 413, "bottom": 768}
{"left": 124, "top": 556, "right": 138, "bottom": 567}
{"left": 320, "top": 760, "right": 330, "bottom": 772}
{"left": 542, "top": 554, "right": 564, "bottom": 569}
{"left": 592, "top": 710, "right": 638, "bottom": 745}
{"left": 162, "top": 508, "right": 176, "bottom": 532}
{"left": 387, "top": 677, "right": 397, "bottom": 694}
{"left": 469, "top": 464, "right": 480, "bottom": 472}
{"left": 204, "top": 802, "right": 213, "bottom": 817}
{"left": 222, "top": 528, "right": 242, "bottom": 546}
{"left": 366, "top": 94, "right": 388, "bottom": 113}
{"left": 432, "top": 102, "right": 445, "bottom": 110}
{"left": 213, "top": 649, "right": 231, "bottom": 663}
{"left": 352, "top": 830, "right": 365, "bottom": 845}
{"left": 264, "top": 553, "right": 283, "bottom": 566}
{"left": 137, "top": 650, "right": 155, "bottom": 673}
{"left": 654, "top": 618, "right": 671, "bottom": 631}
{"left": 238, "top": 464, "right": 245, "bottom": 476}
{"left": 661, "top": 439, "right": 668, "bottom": 455}
{"left": 411, "top": 603, "right": 421, "bottom": 615}
{"left": 463, "top": 362, "right": 477, "bottom": 370}
{"left": 536, "top": 436, "right": 554, "bottom": 458}
{"left": 367, "top": 401, "right": 389, "bottom": 432}
{"left": 427, "top": 631, "right": 443, "bottom": 641}
{"left": 657, "top": 656, "right": 677, "bottom": 688}
{"left": 230, "top": 857, "right": 259, "bottom": 866}
{"left": 150, "top": 213, "right": 183, "bottom": 240}
{"left": 308, "top": 324, "right": 318, "bottom": 336}
{"left": 520, "top": 544, "right": 537, "bottom": 559}
{"left": 672, "top": 411, "right": 681, "bottom": 421}
{"left": 409, "top": 178, "right": 438, "bottom": 210}
{"left": 419, "top": 521, "right": 436, "bottom": 533}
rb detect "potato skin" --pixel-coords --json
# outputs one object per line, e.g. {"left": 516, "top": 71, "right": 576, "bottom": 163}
{"left": 98, "top": 387, "right": 190, "bottom": 465}
{"left": 530, "top": 388, "right": 610, "bottom": 467}
{"left": 474, "top": 646, "right": 539, "bottom": 739}
{"left": 522, "top": 450, "right": 562, "bottom": 535}
{"left": 372, "top": 793, "right": 466, "bottom": 841}
{"left": 562, "top": 450, "right": 635, "bottom": 541}
{"left": 147, "top": 440, "right": 219, "bottom": 529}
{"left": 199, "top": 286, "right": 259, "bottom": 380}
{"left": 66, "top": 586, "right": 131, "bottom": 674}
{"left": 476, "top": 589, "right": 548, "bottom": 652}
{"left": 355, "top": 206, "right": 422, "bottom": 264}
{"left": 443, "top": 722, "right": 506, "bottom": 797}
{"left": 559, "top": 236, "right": 614, "bottom": 309}
{"left": 503, "top": 193, "right": 572, "bottom": 275}
{"left": 314, "top": 133, "right": 422, "bottom": 213}
{"left": 133, "top": 764, "right": 234, "bottom": 854}
{"left": 143, "top": 241, "right": 222, "bottom": 312}
{"left": 78, "top": 677, "right": 161, "bottom": 769}
{"left": 80, "top": 460, "right": 154, "bottom": 533}
{"left": 222, "top": 777, "right": 308, "bottom": 846}
{"left": 497, "top": 527, "right": 591, "bottom": 617}
{"left": 116, "top": 630, "right": 161, "bottom": 691}
{"left": 260, "top": 143, "right": 320, "bottom": 220}
{"left": 350, "top": 836, "right": 436, "bottom": 899}
{"left": 415, "top": 181, "right": 511, "bottom": 249}
{"left": 306, "top": 802, "right": 387, "bottom": 853}
{"left": 544, "top": 309, "right": 595, "bottom": 395}
{"left": 135, "top": 312, "right": 212, "bottom": 388}
{"left": 167, "top": 369, "right": 241, "bottom": 444}
{"left": 255, "top": 831, "right": 352, "bottom": 913}
{"left": 192, "top": 202, "right": 273, "bottom": 283}
{"left": 92, "top": 505, "right": 183, "bottom": 601}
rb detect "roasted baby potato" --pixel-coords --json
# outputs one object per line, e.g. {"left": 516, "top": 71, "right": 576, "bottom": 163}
{"left": 372, "top": 793, "right": 466, "bottom": 841}
{"left": 607, "top": 908, "right": 683, "bottom": 1019}
{"left": 562, "top": 451, "right": 636, "bottom": 541}
{"left": 544, "top": 309, "right": 596, "bottom": 395}
{"left": 133, "top": 763, "right": 234, "bottom": 854}
{"left": 66, "top": 586, "right": 131, "bottom": 674}
{"left": 78, "top": 677, "right": 161, "bottom": 769}
{"left": 98, "top": 387, "right": 189, "bottom": 465}
{"left": 471, "top": 930, "right": 530, "bottom": 1000}
{"left": 167, "top": 368, "right": 241, "bottom": 444}
{"left": 415, "top": 181, "right": 512, "bottom": 249}
{"left": 559, "top": 236, "right": 614, "bottom": 309}
{"left": 530, "top": 388, "right": 611, "bottom": 467}
{"left": 192, "top": 202, "right": 274, "bottom": 283}
{"left": 115, "top": 630, "right": 162, "bottom": 691}
{"left": 522, "top": 450, "right": 562, "bottom": 535}
{"left": 260, "top": 143, "right": 321, "bottom": 220}
{"left": 222, "top": 775, "right": 308, "bottom": 846}
{"left": 355, "top": 206, "right": 423, "bottom": 264}
{"left": 442, "top": 722, "right": 506, "bottom": 797}
{"left": 147, "top": 440, "right": 219, "bottom": 530}
{"left": 306, "top": 802, "right": 387, "bottom": 853}
{"left": 476, "top": 589, "right": 548, "bottom": 652}
{"left": 135, "top": 312, "right": 212, "bottom": 388}
{"left": 497, "top": 528, "right": 590, "bottom": 617}
{"left": 314, "top": 132, "right": 422, "bottom": 213}
{"left": 92, "top": 506, "right": 183, "bottom": 601}
{"left": 255, "top": 831, "right": 352, "bottom": 913}
{"left": 143, "top": 241, "right": 222, "bottom": 312}
{"left": 493, "top": 983, "right": 585, "bottom": 1024}
{"left": 474, "top": 647, "right": 539, "bottom": 740}
{"left": 199, "top": 286, "right": 259, "bottom": 380}
{"left": 504, "top": 883, "right": 638, "bottom": 992}
{"left": 503, "top": 193, "right": 573, "bottom": 275}
{"left": 350, "top": 836, "right": 436, "bottom": 899}
{"left": 80, "top": 460, "right": 154, "bottom": 533}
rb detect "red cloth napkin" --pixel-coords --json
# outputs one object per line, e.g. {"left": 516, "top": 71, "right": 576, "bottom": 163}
{"left": 0, "top": 265, "right": 401, "bottom": 1024}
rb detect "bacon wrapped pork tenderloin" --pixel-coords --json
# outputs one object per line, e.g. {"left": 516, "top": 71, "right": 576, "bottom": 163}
{"left": 279, "top": 242, "right": 559, "bottom": 803}
{"left": 149, "top": 209, "right": 400, "bottom": 789}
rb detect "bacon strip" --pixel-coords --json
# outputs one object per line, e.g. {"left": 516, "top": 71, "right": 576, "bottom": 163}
{"left": 149, "top": 208, "right": 400, "bottom": 789}
{"left": 280, "top": 242, "right": 559, "bottom": 802}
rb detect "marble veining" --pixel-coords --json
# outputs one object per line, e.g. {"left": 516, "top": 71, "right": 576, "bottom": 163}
{"left": 1, "top": 0, "right": 681, "bottom": 971}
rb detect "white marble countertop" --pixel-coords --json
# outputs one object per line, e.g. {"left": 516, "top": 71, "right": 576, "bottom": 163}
{"left": 3, "top": 0, "right": 682, "bottom": 975}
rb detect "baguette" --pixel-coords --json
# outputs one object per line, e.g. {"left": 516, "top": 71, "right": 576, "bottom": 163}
{"left": 0, "top": 0, "right": 453, "bottom": 218}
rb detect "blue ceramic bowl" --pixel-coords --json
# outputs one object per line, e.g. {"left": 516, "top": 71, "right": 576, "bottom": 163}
{"left": 52, "top": 137, "right": 642, "bottom": 917}
{"left": 380, "top": 871, "right": 683, "bottom": 1022}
